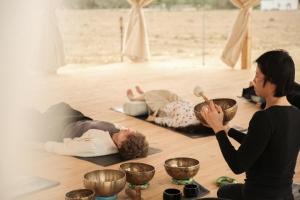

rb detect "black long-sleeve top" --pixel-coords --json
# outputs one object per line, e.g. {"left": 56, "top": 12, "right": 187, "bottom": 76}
{"left": 215, "top": 106, "right": 300, "bottom": 198}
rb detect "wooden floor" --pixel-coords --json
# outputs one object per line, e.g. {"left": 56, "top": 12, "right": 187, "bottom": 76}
{"left": 24, "top": 60, "right": 300, "bottom": 200}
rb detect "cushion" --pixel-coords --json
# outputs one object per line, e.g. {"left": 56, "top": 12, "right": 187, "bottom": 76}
{"left": 123, "top": 101, "right": 148, "bottom": 116}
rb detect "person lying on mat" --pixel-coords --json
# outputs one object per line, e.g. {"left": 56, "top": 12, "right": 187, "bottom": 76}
{"left": 200, "top": 50, "right": 300, "bottom": 200}
{"left": 126, "top": 86, "right": 200, "bottom": 128}
{"left": 31, "top": 102, "right": 148, "bottom": 159}
{"left": 242, "top": 81, "right": 300, "bottom": 109}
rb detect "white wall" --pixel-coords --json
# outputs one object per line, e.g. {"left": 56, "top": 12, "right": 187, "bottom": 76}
{"left": 261, "top": 0, "right": 299, "bottom": 10}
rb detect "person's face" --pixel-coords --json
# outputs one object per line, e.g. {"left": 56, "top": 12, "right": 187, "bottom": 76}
{"left": 252, "top": 66, "right": 266, "bottom": 97}
{"left": 252, "top": 66, "right": 276, "bottom": 98}
{"left": 114, "top": 128, "right": 136, "bottom": 148}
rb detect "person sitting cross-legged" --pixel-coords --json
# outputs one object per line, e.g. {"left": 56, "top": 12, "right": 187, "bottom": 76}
{"left": 201, "top": 50, "right": 300, "bottom": 200}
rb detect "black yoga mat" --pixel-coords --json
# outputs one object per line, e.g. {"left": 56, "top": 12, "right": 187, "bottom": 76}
{"left": 111, "top": 107, "right": 215, "bottom": 139}
{"left": 75, "top": 147, "right": 162, "bottom": 166}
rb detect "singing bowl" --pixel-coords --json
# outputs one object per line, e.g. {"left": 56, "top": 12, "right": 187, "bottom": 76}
{"left": 65, "top": 189, "right": 95, "bottom": 200}
{"left": 83, "top": 169, "right": 126, "bottom": 197}
{"left": 194, "top": 98, "right": 238, "bottom": 127}
{"left": 120, "top": 162, "right": 155, "bottom": 185}
{"left": 164, "top": 157, "right": 200, "bottom": 180}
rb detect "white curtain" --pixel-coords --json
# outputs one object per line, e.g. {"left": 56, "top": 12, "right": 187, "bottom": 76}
{"left": 221, "top": 0, "right": 260, "bottom": 68}
{"left": 123, "top": 0, "right": 153, "bottom": 62}
{"left": 35, "top": 0, "right": 65, "bottom": 72}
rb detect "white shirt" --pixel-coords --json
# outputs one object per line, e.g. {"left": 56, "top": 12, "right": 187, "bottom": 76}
{"left": 44, "top": 129, "right": 119, "bottom": 157}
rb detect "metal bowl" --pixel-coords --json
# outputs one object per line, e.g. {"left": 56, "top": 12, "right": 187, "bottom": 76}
{"left": 194, "top": 98, "right": 238, "bottom": 127}
{"left": 65, "top": 189, "right": 95, "bottom": 200}
{"left": 120, "top": 162, "right": 155, "bottom": 185}
{"left": 164, "top": 157, "right": 200, "bottom": 180}
{"left": 83, "top": 169, "right": 126, "bottom": 197}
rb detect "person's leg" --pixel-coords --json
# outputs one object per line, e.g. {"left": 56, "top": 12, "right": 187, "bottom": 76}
{"left": 135, "top": 85, "right": 144, "bottom": 94}
{"left": 244, "top": 193, "right": 294, "bottom": 200}
{"left": 127, "top": 89, "right": 145, "bottom": 101}
{"left": 217, "top": 183, "right": 244, "bottom": 200}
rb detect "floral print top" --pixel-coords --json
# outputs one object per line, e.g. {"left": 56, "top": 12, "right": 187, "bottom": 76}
{"left": 154, "top": 100, "right": 199, "bottom": 128}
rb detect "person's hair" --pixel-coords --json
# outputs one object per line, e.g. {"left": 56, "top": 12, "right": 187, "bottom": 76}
{"left": 255, "top": 49, "right": 295, "bottom": 97}
{"left": 118, "top": 132, "right": 149, "bottom": 160}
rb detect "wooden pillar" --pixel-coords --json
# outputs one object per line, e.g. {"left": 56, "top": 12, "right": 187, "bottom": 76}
{"left": 241, "top": 8, "right": 252, "bottom": 69}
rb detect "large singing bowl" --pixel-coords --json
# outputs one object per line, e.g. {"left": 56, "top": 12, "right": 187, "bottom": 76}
{"left": 164, "top": 157, "right": 200, "bottom": 180}
{"left": 83, "top": 169, "right": 126, "bottom": 197}
{"left": 194, "top": 98, "right": 238, "bottom": 127}
{"left": 120, "top": 162, "right": 155, "bottom": 186}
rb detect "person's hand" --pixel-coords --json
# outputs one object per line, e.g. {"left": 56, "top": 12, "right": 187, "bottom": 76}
{"left": 146, "top": 115, "right": 156, "bottom": 122}
{"left": 200, "top": 101, "right": 225, "bottom": 133}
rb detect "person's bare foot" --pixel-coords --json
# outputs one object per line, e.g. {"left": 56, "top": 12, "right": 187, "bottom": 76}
{"left": 127, "top": 89, "right": 134, "bottom": 101}
{"left": 135, "top": 86, "right": 144, "bottom": 94}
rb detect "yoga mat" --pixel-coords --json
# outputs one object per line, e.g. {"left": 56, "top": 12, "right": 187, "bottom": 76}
{"left": 75, "top": 147, "right": 162, "bottom": 166}
{"left": 111, "top": 107, "right": 215, "bottom": 139}
{"left": 11, "top": 176, "right": 59, "bottom": 199}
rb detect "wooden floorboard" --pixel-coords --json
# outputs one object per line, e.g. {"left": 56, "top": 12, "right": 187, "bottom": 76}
{"left": 24, "top": 60, "right": 300, "bottom": 200}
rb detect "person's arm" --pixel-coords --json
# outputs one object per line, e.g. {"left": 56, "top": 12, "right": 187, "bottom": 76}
{"left": 89, "top": 120, "right": 120, "bottom": 134}
{"left": 215, "top": 111, "right": 272, "bottom": 174}
{"left": 227, "top": 128, "right": 247, "bottom": 144}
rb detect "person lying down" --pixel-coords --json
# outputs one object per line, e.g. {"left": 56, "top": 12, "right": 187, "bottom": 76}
{"left": 126, "top": 86, "right": 200, "bottom": 128}
{"left": 31, "top": 102, "right": 148, "bottom": 159}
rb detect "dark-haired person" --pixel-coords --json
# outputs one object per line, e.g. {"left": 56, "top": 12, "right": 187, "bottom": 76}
{"left": 32, "top": 102, "right": 148, "bottom": 160}
{"left": 201, "top": 50, "right": 300, "bottom": 200}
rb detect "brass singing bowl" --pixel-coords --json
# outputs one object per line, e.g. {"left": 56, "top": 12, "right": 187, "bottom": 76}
{"left": 65, "top": 189, "right": 95, "bottom": 200}
{"left": 194, "top": 98, "right": 238, "bottom": 127}
{"left": 164, "top": 157, "right": 200, "bottom": 180}
{"left": 83, "top": 169, "right": 126, "bottom": 197}
{"left": 120, "top": 162, "right": 155, "bottom": 185}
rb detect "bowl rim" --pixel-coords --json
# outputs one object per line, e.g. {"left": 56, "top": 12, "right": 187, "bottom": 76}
{"left": 120, "top": 162, "right": 155, "bottom": 174}
{"left": 164, "top": 157, "right": 200, "bottom": 169}
{"left": 83, "top": 169, "right": 126, "bottom": 183}
{"left": 194, "top": 98, "right": 237, "bottom": 112}
{"left": 65, "top": 188, "right": 95, "bottom": 198}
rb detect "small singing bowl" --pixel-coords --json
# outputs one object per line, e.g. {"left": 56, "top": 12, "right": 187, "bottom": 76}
{"left": 183, "top": 184, "right": 199, "bottom": 198}
{"left": 120, "top": 162, "right": 155, "bottom": 186}
{"left": 163, "top": 188, "right": 182, "bottom": 200}
{"left": 194, "top": 98, "right": 238, "bottom": 127}
{"left": 83, "top": 169, "right": 126, "bottom": 197}
{"left": 164, "top": 157, "right": 200, "bottom": 180}
{"left": 65, "top": 189, "right": 95, "bottom": 200}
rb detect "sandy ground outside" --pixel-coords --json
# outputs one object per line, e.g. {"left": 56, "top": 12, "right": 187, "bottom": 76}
{"left": 57, "top": 9, "right": 300, "bottom": 75}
